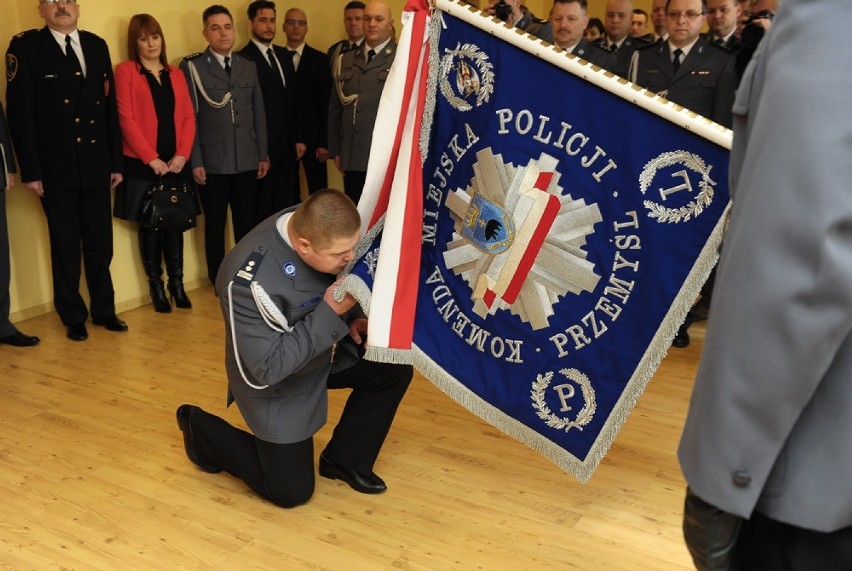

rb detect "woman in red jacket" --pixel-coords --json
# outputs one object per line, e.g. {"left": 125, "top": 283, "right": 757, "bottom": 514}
{"left": 114, "top": 14, "right": 197, "bottom": 312}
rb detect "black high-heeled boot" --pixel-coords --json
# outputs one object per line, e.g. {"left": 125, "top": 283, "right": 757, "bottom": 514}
{"left": 164, "top": 230, "right": 192, "bottom": 309}
{"left": 139, "top": 228, "right": 171, "bottom": 313}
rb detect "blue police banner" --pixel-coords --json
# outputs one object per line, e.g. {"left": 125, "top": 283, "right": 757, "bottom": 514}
{"left": 341, "top": 0, "right": 732, "bottom": 482}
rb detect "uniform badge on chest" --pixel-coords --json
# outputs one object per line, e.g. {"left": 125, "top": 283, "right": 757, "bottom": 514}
{"left": 282, "top": 261, "right": 297, "bottom": 279}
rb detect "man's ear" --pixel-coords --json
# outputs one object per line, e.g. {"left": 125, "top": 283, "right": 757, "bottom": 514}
{"left": 296, "top": 236, "right": 312, "bottom": 255}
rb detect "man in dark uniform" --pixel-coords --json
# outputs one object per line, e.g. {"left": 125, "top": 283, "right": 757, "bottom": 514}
{"left": 536, "top": 0, "right": 613, "bottom": 68}
{"left": 176, "top": 189, "right": 412, "bottom": 507}
{"left": 705, "top": 0, "right": 742, "bottom": 50}
{"left": 629, "top": 0, "right": 735, "bottom": 348}
{"left": 628, "top": 0, "right": 736, "bottom": 129}
{"left": 5, "top": 0, "right": 127, "bottom": 342}
{"left": 181, "top": 5, "right": 269, "bottom": 285}
{"left": 596, "top": 0, "right": 644, "bottom": 77}
{"left": 282, "top": 8, "right": 332, "bottom": 196}
{"left": 0, "top": 101, "right": 40, "bottom": 348}
{"left": 239, "top": 0, "right": 300, "bottom": 222}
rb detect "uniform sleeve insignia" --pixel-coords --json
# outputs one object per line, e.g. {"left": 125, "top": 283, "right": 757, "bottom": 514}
{"left": 6, "top": 54, "right": 17, "bottom": 83}
{"left": 183, "top": 52, "right": 203, "bottom": 61}
{"left": 233, "top": 250, "right": 266, "bottom": 287}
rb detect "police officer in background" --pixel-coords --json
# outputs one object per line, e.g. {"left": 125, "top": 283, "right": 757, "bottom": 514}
{"left": 238, "top": 0, "right": 300, "bottom": 221}
{"left": 181, "top": 5, "right": 269, "bottom": 285}
{"left": 5, "top": 0, "right": 127, "bottom": 342}
{"left": 328, "top": 1, "right": 397, "bottom": 204}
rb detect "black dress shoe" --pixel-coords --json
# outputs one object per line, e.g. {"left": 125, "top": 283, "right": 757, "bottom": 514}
{"left": 92, "top": 316, "right": 129, "bottom": 332}
{"left": 319, "top": 453, "right": 387, "bottom": 494}
{"left": 672, "top": 324, "right": 690, "bottom": 348}
{"left": 0, "top": 330, "right": 41, "bottom": 347}
{"left": 66, "top": 323, "right": 89, "bottom": 342}
{"left": 175, "top": 404, "right": 221, "bottom": 474}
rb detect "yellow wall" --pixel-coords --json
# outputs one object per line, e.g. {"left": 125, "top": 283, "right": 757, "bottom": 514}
{"left": 2, "top": 0, "right": 410, "bottom": 321}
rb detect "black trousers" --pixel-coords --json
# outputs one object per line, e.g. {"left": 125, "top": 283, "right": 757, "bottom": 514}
{"left": 343, "top": 170, "right": 367, "bottom": 205}
{"left": 189, "top": 359, "right": 412, "bottom": 507}
{"left": 296, "top": 146, "right": 328, "bottom": 195}
{"left": 255, "top": 152, "right": 299, "bottom": 224}
{"left": 684, "top": 487, "right": 852, "bottom": 570}
{"left": 41, "top": 185, "right": 116, "bottom": 325}
{"left": 0, "top": 188, "right": 15, "bottom": 337}
{"left": 732, "top": 511, "right": 852, "bottom": 570}
{"left": 198, "top": 171, "right": 258, "bottom": 284}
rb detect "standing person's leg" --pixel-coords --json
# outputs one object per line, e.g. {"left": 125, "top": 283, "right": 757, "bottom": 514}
{"left": 342, "top": 171, "right": 366, "bottom": 205}
{"left": 229, "top": 170, "right": 260, "bottom": 242}
{"left": 198, "top": 174, "right": 230, "bottom": 284}
{"left": 139, "top": 227, "right": 170, "bottom": 313}
{"left": 300, "top": 149, "right": 328, "bottom": 194}
{"left": 41, "top": 187, "right": 88, "bottom": 326}
{"left": 325, "top": 359, "right": 412, "bottom": 473}
{"left": 732, "top": 511, "right": 852, "bottom": 570}
{"left": 79, "top": 185, "right": 117, "bottom": 321}
{"left": 0, "top": 190, "right": 14, "bottom": 337}
{"left": 163, "top": 230, "right": 191, "bottom": 309}
{"left": 177, "top": 404, "right": 315, "bottom": 507}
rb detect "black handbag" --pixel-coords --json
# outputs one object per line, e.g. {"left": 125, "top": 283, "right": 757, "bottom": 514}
{"left": 141, "top": 177, "right": 199, "bottom": 232}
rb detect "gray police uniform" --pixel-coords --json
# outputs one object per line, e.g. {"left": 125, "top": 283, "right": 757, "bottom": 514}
{"left": 180, "top": 48, "right": 269, "bottom": 283}
{"left": 327, "top": 41, "right": 397, "bottom": 201}
{"left": 216, "top": 213, "right": 353, "bottom": 443}
{"left": 181, "top": 210, "right": 411, "bottom": 505}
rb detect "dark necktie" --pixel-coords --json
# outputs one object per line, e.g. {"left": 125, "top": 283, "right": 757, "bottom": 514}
{"left": 713, "top": 37, "right": 725, "bottom": 47}
{"left": 609, "top": 42, "right": 618, "bottom": 54}
{"left": 367, "top": 48, "right": 376, "bottom": 63}
{"left": 267, "top": 48, "right": 284, "bottom": 87}
{"left": 289, "top": 49, "right": 299, "bottom": 71}
{"left": 64, "top": 35, "right": 83, "bottom": 76}
{"left": 224, "top": 55, "right": 231, "bottom": 76}
{"left": 672, "top": 48, "right": 683, "bottom": 72}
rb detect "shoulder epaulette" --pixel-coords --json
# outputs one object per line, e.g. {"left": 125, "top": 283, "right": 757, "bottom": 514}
{"left": 708, "top": 42, "right": 733, "bottom": 53}
{"left": 233, "top": 249, "right": 267, "bottom": 287}
{"left": 12, "top": 29, "right": 38, "bottom": 41}
{"left": 183, "top": 52, "right": 203, "bottom": 61}
{"left": 637, "top": 41, "right": 663, "bottom": 51}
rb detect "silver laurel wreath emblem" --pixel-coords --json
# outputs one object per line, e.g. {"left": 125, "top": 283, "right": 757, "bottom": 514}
{"left": 639, "top": 151, "right": 716, "bottom": 223}
{"left": 531, "top": 368, "right": 597, "bottom": 432}
{"left": 438, "top": 43, "right": 495, "bottom": 112}
{"left": 363, "top": 248, "right": 380, "bottom": 279}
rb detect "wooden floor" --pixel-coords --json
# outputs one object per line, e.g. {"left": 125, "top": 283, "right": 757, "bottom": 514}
{"left": 0, "top": 286, "right": 705, "bottom": 570}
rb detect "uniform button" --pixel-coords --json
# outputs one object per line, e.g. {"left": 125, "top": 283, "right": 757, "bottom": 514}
{"left": 732, "top": 471, "right": 751, "bottom": 487}
{"left": 76, "top": 137, "right": 81, "bottom": 143}
{"left": 74, "top": 118, "right": 80, "bottom": 123}
{"left": 331, "top": 331, "right": 339, "bottom": 340}
{"left": 90, "top": 120, "right": 95, "bottom": 125}
{"left": 90, "top": 139, "right": 96, "bottom": 144}
{"left": 64, "top": 99, "right": 70, "bottom": 104}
